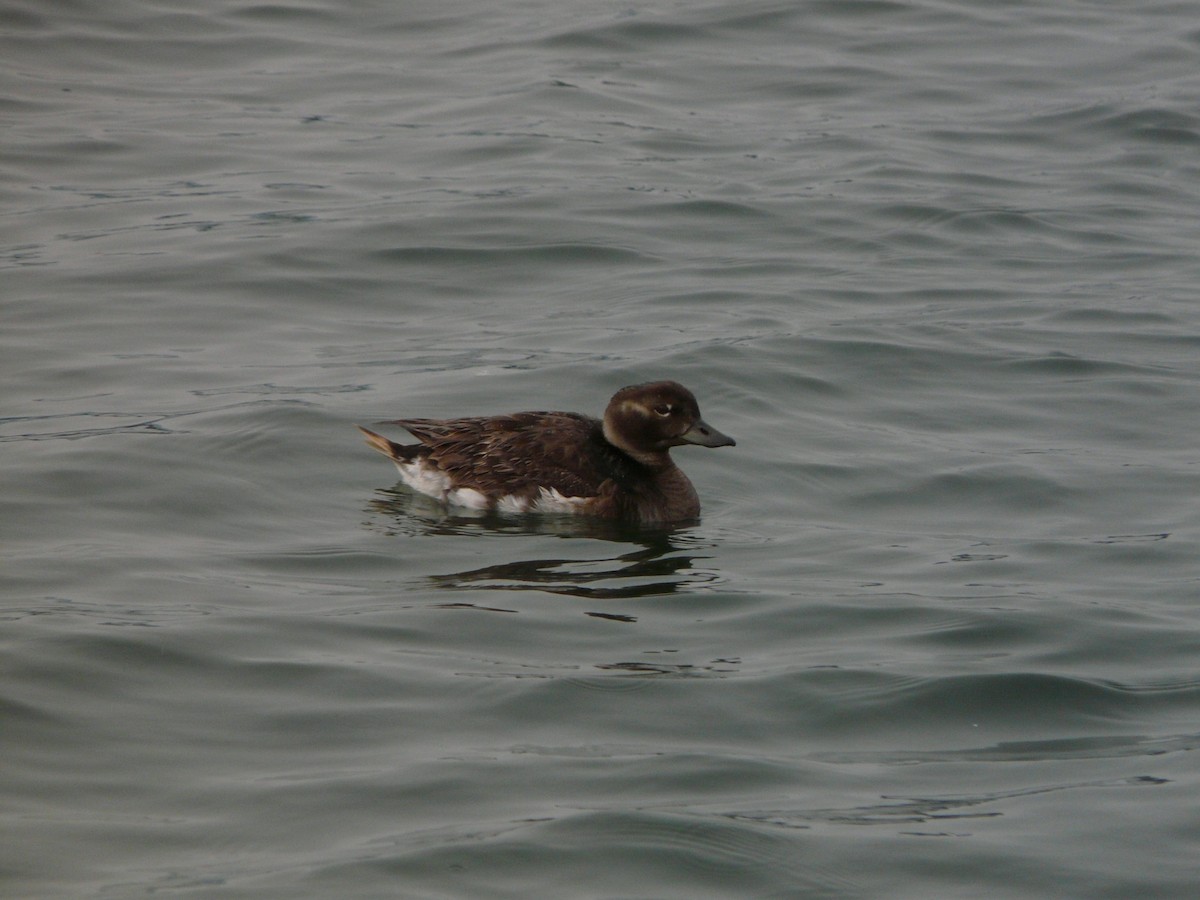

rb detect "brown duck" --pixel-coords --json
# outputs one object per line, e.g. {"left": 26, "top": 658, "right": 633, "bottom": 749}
{"left": 358, "top": 380, "right": 735, "bottom": 524}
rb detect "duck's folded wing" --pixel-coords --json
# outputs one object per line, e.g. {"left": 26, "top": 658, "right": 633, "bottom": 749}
{"left": 388, "top": 412, "right": 609, "bottom": 499}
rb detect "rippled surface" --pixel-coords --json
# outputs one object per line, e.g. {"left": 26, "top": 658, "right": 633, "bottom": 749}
{"left": 4, "top": 1, "right": 1200, "bottom": 896}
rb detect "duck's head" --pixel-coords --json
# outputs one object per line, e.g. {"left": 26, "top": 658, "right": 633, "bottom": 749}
{"left": 602, "top": 380, "right": 736, "bottom": 466}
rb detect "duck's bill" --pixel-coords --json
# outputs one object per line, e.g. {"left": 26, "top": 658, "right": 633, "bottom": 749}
{"left": 679, "top": 419, "right": 736, "bottom": 448}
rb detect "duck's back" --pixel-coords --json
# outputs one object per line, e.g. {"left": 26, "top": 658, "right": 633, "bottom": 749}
{"left": 389, "top": 411, "right": 640, "bottom": 507}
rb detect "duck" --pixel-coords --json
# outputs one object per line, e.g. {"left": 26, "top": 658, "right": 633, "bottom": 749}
{"left": 358, "top": 380, "right": 735, "bottom": 524}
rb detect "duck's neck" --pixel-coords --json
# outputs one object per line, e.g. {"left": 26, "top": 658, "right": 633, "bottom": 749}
{"left": 602, "top": 420, "right": 672, "bottom": 471}
{"left": 598, "top": 422, "right": 701, "bottom": 520}
{"left": 638, "top": 465, "right": 700, "bottom": 522}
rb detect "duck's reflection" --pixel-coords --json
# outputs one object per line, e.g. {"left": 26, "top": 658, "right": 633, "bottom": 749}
{"left": 366, "top": 488, "right": 720, "bottom": 599}
{"left": 426, "top": 543, "right": 714, "bottom": 599}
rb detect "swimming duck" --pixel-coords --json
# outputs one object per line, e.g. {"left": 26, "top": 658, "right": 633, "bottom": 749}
{"left": 358, "top": 380, "right": 735, "bottom": 523}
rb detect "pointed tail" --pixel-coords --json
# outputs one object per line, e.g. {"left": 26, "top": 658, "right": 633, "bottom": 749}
{"left": 357, "top": 425, "right": 400, "bottom": 460}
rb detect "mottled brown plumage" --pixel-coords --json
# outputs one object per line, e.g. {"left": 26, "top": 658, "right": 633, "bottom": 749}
{"left": 359, "top": 381, "right": 735, "bottom": 524}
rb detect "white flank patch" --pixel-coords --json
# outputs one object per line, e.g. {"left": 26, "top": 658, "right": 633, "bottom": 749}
{"left": 496, "top": 494, "right": 531, "bottom": 514}
{"left": 395, "top": 459, "right": 452, "bottom": 501}
{"left": 394, "top": 460, "right": 587, "bottom": 515}
{"left": 446, "top": 487, "right": 490, "bottom": 510}
{"left": 532, "top": 486, "right": 588, "bottom": 514}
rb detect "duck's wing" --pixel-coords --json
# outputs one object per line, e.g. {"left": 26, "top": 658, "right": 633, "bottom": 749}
{"left": 386, "top": 412, "right": 610, "bottom": 499}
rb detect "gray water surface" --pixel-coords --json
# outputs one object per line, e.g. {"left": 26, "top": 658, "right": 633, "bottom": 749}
{"left": 4, "top": 1, "right": 1200, "bottom": 897}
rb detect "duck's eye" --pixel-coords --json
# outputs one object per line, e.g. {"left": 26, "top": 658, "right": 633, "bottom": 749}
{"left": 654, "top": 404, "right": 674, "bottom": 417}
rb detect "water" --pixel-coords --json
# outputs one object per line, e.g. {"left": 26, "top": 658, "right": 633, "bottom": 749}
{"left": 4, "top": 1, "right": 1200, "bottom": 896}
